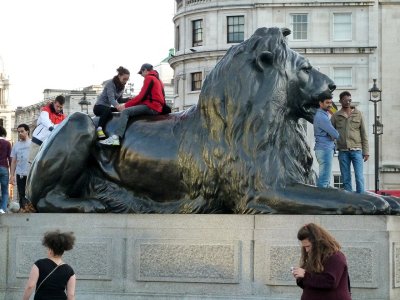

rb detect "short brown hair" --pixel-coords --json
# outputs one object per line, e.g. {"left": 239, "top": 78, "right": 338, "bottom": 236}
{"left": 0, "top": 126, "right": 6, "bottom": 137}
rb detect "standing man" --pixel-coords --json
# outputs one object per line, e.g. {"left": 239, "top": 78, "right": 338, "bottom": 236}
{"left": 0, "top": 126, "right": 12, "bottom": 213}
{"left": 331, "top": 91, "right": 369, "bottom": 193}
{"left": 313, "top": 98, "right": 339, "bottom": 188}
{"left": 29, "top": 95, "right": 66, "bottom": 163}
{"left": 10, "top": 124, "right": 32, "bottom": 211}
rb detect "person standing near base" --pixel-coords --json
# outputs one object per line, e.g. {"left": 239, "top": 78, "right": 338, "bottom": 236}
{"left": 0, "top": 125, "right": 11, "bottom": 214}
{"left": 331, "top": 91, "right": 369, "bottom": 193}
{"left": 23, "top": 230, "right": 76, "bottom": 300}
{"left": 10, "top": 124, "right": 31, "bottom": 211}
{"left": 313, "top": 98, "right": 339, "bottom": 188}
{"left": 292, "top": 223, "right": 351, "bottom": 300}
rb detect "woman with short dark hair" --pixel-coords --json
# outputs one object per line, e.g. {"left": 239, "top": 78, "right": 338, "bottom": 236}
{"left": 23, "top": 230, "right": 76, "bottom": 300}
{"left": 292, "top": 223, "right": 351, "bottom": 300}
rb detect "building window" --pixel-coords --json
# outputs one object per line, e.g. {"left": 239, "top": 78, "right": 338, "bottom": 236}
{"left": 227, "top": 16, "right": 244, "bottom": 43}
{"left": 333, "top": 67, "right": 352, "bottom": 87}
{"left": 0, "top": 118, "right": 3, "bottom": 127}
{"left": 175, "top": 26, "right": 180, "bottom": 51}
{"left": 333, "top": 13, "right": 352, "bottom": 41}
{"left": 192, "top": 19, "right": 203, "bottom": 47}
{"left": 191, "top": 72, "right": 202, "bottom": 91}
{"left": 291, "top": 14, "right": 308, "bottom": 40}
{"left": 333, "top": 174, "right": 343, "bottom": 189}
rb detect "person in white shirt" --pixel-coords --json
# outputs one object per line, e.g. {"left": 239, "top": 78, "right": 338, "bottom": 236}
{"left": 10, "top": 124, "right": 32, "bottom": 211}
{"left": 29, "top": 95, "right": 66, "bottom": 164}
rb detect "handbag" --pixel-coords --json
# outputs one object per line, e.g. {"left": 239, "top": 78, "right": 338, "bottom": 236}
{"left": 35, "top": 263, "right": 64, "bottom": 292}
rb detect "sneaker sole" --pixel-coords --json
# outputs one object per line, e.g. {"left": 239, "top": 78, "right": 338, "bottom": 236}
{"left": 99, "top": 142, "right": 120, "bottom": 146}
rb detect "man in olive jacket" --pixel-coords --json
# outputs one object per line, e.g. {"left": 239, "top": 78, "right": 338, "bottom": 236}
{"left": 331, "top": 91, "right": 369, "bottom": 193}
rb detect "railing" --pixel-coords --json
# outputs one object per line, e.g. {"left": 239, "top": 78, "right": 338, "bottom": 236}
{"left": 186, "top": 0, "right": 211, "bottom": 6}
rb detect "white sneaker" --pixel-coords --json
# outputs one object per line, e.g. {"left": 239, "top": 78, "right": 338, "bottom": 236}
{"left": 0, "top": 209, "right": 5, "bottom": 214}
{"left": 99, "top": 135, "right": 120, "bottom": 146}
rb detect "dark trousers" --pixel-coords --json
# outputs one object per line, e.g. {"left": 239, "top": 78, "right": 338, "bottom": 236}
{"left": 16, "top": 175, "right": 28, "bottom": 208}
{"left": 93, "top": 105, "right": 118, "bottom": 129}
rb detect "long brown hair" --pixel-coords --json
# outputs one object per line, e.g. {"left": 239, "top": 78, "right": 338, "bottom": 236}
{"left": 297, "top": 223, "right": 341, "bottom": 273}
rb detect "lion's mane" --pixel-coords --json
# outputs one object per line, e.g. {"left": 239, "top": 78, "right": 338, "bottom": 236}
{"left": 179, "top": 27, "right": 315, "bottom": 212}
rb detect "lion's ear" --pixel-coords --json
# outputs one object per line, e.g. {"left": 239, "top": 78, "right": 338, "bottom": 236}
{"left": 281, "top": 28, "right": 291, "bottom": 37}
{"left": 255, "top": 51, "right": 273, "bottom": 71}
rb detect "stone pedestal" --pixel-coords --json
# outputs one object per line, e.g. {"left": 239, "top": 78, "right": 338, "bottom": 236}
{"left": 0, "top": 214, "right": 399, "bottom": 299}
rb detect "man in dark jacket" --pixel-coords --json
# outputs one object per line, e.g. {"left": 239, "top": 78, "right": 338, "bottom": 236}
{"left": 100, "top": 63, "right": 165, "bottom": 146}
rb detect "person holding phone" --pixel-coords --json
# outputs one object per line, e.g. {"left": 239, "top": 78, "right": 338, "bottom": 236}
{"left": 292, "top": 223, "right": 351, "bottom": 300}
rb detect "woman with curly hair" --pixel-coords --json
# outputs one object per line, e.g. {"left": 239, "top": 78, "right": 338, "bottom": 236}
{"left": 292, "top": 223, "right": 351, "bottom": 300}
{"left": 23, "top": 230, "right": 76, "bottom": 300}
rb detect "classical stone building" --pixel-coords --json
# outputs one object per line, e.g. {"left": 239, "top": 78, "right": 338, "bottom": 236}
{"left": 0, "top": 57, "right": 16, "bottom": 142}
{"left": 155, "top": 49, "right": 175, "bottom": 109}
{"left": 169, "top": 0, "right": 400, "bottom": 190}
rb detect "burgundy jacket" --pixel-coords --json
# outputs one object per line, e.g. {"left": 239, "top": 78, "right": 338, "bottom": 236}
{"left": 125, "top": 70, "right": 165, "bottom": 113}
{"left": 0, "top": 138, "right": 11, "bottom": 168}
{"left": 297, "top": 251, "right": 351, "bottom": 300}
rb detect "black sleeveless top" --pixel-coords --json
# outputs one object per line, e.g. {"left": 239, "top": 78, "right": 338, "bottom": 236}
{"left": 34, "top": 258, "right": 75, "bottom": 300}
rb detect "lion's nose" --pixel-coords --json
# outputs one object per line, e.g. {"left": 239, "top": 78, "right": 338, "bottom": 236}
{"left": 329, "top": 83, "right": 336, "bottom": 92}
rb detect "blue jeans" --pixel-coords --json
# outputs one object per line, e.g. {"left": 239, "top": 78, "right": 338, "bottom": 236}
{"left": 338, "top": 150, "right": 365, "bottom": 193}
{"left": 114, "top": 105, "right": 158, "bottom": 138}
{"left": 0, "top": 167, "right": 9, "bottom": 211}
{"left": 315, "top": 149, "right": 334, "bottom": 188}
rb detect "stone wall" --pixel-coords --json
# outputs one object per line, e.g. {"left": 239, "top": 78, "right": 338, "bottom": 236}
{"left": 0, "top": 214, "right": 399, "bottom": 299}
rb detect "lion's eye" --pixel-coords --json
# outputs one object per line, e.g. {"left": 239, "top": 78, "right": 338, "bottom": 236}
{"left": 302, "top": 66, "right": 312, "bottom": 74}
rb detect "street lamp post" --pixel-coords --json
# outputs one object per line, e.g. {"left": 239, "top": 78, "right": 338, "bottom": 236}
{"left": 368, "top": 79, "right": 383, "bottom": 193}
{"left": 79, "top": 92, "right": 91, "bottom": 114}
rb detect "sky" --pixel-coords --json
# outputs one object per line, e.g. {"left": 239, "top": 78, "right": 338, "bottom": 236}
{"left": 0, "top": 0, "right": 175, "bottom": 108}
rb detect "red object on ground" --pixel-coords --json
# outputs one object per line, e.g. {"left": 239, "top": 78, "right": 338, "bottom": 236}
{"left": 373, "top": 190, "right": 400, "bottom": 197}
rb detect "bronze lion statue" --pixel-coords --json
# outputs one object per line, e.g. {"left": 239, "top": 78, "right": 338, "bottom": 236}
{"left": 26, "top": 27, "right": 400, "bottom": 214}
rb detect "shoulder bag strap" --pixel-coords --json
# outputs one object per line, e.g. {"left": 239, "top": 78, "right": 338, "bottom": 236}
{"left": 143, "top": 77, "right": 165, "bottom": 104}
{"left": 35, "top": 263, "right": 64, "bottom": 292}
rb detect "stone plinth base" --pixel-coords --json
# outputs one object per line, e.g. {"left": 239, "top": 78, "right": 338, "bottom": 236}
{"left": 0, "top": 214, "right": 399, "bottom": 300}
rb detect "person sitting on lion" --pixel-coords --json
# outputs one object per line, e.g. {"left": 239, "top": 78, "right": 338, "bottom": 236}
{"left": 100, "top": 63, "right": 166, "bottom": 146}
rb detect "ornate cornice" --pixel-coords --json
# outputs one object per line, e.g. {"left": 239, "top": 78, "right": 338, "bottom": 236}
{"left": 293, "top": 46, "right": 377, "bottom": 54}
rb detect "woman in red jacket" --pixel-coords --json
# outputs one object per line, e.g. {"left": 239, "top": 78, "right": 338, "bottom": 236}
{"left": 292, "top": 223, "right": 351, "bottom": 300}
{"left": 100, "top": 63, "right": 164, "bottom": 146}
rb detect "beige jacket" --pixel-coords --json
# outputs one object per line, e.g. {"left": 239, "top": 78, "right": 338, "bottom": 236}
{"left": 331, "top": 108, "right": 369, "bottom": 155}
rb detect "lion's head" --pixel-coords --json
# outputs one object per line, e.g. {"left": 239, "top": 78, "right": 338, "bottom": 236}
{"left": 198, "top": 27, "right": 336, "bottom": 125}
{"left": 180, "top": 27, "right": 336, "bottom": 212}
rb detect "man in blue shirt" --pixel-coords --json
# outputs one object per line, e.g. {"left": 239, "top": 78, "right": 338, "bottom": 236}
{"left": 313, "top": 98, "right": 339, "bottom": 188}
